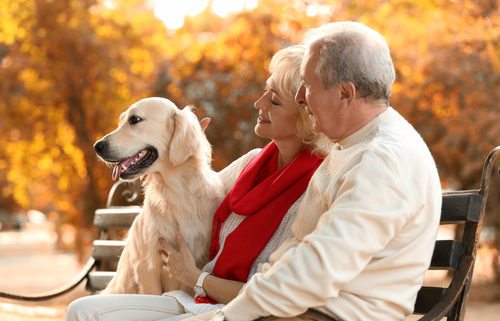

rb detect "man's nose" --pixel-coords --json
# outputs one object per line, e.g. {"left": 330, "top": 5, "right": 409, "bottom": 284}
{"left": 295, "top": 84, "right": 306, "bottom": 105}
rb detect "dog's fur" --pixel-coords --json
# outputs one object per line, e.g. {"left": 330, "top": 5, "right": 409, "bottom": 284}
{"left": 94, "top": 97, "right": 223, "bottom": 295}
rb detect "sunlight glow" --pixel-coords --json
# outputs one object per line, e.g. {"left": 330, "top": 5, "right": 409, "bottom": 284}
{"left": 212, "top": 0, "right": 258, "bottom": 17}
{"left": 151, "top": 0, "right": 258, "bottom": 30}
{"left": 306, "top": 4, "right": 332, "bottom": 17}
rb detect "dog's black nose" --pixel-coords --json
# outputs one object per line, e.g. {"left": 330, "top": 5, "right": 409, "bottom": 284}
{"left": 94, "top": 140, "right": 107, "bottom": 154}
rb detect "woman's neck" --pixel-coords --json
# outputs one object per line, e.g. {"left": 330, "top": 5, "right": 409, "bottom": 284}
{"left": 274, "top": 139, "right": 308, "bottom": 170}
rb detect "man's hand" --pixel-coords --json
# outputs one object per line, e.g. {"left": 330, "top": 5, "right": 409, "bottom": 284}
{"left": 158, "top": 234, "right": 201, "bottom": 288}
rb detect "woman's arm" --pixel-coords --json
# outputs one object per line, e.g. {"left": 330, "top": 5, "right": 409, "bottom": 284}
{"left": 199, "top": 273, "right": 244, "bottom": 304}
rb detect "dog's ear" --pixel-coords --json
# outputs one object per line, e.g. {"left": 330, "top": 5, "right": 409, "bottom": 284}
{"left": 169, "top": 108, "right": 201, "bottom": 166}
{"left": 199, "top": 117, "right": 211, "bottom": 132}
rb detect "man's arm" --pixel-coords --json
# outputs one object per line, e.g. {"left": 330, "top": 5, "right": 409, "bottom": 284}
{"left": 221, "top": 150, "right": 420, "bottom": 320}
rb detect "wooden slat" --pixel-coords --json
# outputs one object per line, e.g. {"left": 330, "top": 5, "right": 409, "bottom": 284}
{"left": 414, "top": 286, "right": 447, "bottom": 315}
{"left": 92, "top": 240, "right": 125, "bottom": 260}
{"left": 429, "top": 240, "right": 464, "bottom": 270}
{"left": 86, "top": 271, "right": 115, "bottom": 292}
{"left": 441, "top": 192, "right": 482, "bottom": 223}
{"left": 93, "top": 206, "right": 141, "bottom": 229}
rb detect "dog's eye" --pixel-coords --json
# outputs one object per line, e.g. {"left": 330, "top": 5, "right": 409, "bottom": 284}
{"left": 128, "top": 115, "right": 143, "bottom": 125}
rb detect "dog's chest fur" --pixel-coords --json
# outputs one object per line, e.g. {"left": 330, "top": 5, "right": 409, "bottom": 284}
{"left": 138, "top": 169, "right": 222, "bottom": 270}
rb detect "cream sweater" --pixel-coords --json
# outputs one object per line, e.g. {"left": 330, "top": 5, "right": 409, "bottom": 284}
{"left": 222, "top": 107, "right": 442, "bottom": 321}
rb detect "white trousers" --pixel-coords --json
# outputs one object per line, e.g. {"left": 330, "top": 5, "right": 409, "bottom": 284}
{"left": 65, "top": 294, "right": 194, "bottom": 321}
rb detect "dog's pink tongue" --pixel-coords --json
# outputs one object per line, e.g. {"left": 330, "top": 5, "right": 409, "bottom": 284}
{"left": 111, "top": 151, "right": 148, "bottom": 180}
{"left": 112, "top": 156, "right": 138, "bottom": 180}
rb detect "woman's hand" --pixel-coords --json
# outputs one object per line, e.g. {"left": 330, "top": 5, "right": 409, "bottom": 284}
{"left": 158, "top": 234, "right": 201, "bottom": 288}
{"left": 159, "top": 233, "right": 245, "bottom": 304}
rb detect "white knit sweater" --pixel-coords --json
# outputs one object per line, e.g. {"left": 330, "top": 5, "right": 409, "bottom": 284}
{"left": 222, "top": 107, "right": 442, "bottom": 321}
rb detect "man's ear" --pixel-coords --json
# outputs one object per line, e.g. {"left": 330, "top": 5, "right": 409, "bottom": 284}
{"left": 340, "top": 82, "right": 356, "bottom": 103}
{"left": 199, "top": 117, "right": 211, "bottom": 132}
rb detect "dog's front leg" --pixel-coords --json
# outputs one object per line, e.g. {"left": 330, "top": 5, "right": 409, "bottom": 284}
{"left": 102, "top": 246, "right": 138, "bottom": 294}
{"left": 135, "top": 261, "right": 163, "bottom": 295}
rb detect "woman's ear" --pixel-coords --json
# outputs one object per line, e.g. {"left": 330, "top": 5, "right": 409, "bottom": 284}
{"left": 169, "top": 109, "right": 200, "bottom": 166}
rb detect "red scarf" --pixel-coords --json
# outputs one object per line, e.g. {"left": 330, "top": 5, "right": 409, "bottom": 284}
{"left": 209, "top": 142, "right": 323, "bottom": 283}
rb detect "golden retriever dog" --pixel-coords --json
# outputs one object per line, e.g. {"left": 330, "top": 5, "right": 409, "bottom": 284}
{"left": 93, "top": 97, "right": 223, "bottom": 295}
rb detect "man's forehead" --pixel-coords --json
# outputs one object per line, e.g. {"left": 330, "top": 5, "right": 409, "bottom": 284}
{"left": 301, "top": 46, "right": 316, "bottom": 78}
{"left": 300, "top": 50, "right": 310, "bottom": 77}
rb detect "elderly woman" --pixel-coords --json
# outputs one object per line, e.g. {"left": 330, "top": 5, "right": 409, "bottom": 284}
{"left": 65, "top": 45, "right": 327, "bottom": 321}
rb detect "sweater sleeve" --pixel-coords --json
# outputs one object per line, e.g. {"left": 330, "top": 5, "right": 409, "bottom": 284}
{"left": 218, "top": 148, "right": 261, "bottom": 194}
{"left": 222, "top": 148, "right": 423, "bottom": 320}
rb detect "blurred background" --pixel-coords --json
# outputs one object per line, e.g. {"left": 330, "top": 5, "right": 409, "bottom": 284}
{"left": 0, "top": 0, "right": 499, "bottom": 320}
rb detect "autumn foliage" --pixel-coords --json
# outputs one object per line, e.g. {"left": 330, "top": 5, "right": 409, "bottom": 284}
{"left": 0, "top": 0, "right": 498, "bottom": 274}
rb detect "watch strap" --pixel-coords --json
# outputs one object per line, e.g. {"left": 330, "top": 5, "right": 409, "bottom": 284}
{"left": 194, "top": 271, "right": 211, "bottom": 297}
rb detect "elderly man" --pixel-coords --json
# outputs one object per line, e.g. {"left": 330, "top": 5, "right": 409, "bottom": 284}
{"left": 190, "top": 21, "right": 442, "bottom": 321}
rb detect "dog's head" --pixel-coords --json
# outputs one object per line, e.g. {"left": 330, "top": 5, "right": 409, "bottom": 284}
{"left": 94, "top": 97, "right": 210, "bottom": 181}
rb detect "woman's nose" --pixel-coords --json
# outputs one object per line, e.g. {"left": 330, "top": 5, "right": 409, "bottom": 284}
{"left": 254, "top": 94, "right": 267, "bottom": 110}
{"left": 295, "top": 84, "right": 306, "bottom": 105}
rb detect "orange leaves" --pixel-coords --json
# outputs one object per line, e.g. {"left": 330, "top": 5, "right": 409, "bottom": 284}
{"left": 0, "top": 0, "right": 34, "bottom": 45}
{"left": 19, "top": 68, "right": 52, "bottom": 92}
{"left": 0, "top": 0, "right": 498, "bottom": 252}
{"left": 129, "top": 47, "right": 155, "bottom": 76}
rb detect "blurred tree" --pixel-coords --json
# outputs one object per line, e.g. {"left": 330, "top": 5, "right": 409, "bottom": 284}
{"left": 0, "top": 0, "right": 498, "bottom": 278}
{"left": 0, "top": 0, "right": 168, "bottom": 255}
{"left": 154, "top": 0, "right": 331, "bottom": 168}
{"left": 361, "top": 0, "right": 500, "bottom": 282}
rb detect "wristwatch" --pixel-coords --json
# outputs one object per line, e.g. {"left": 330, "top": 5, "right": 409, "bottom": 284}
{"left": 213, "top": 309, "right": 228, "bottom": 321}
{"left": 194, "top": 271, "right": 211, "bottom": 297}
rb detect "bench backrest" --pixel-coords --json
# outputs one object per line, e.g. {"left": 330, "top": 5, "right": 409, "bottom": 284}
{"left": 413, "top": 190, "right": 483, "bottom": 321}
{"left": 413, "top": 146, "right": 499, "bottom": 321}
{"left": 87, "top": 147, "right": 500, "bottom": 321}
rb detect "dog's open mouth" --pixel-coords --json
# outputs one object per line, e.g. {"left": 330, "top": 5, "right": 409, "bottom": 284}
{"left": 112, "top": 147, "right": 158, "bottom": 180}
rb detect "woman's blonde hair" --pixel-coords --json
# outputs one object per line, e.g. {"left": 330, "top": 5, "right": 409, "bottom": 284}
{"left": 268, "top": 45, "right": 329, "bottom": 155}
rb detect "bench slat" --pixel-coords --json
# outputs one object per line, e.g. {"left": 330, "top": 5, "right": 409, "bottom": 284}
{"left": 429, "top": 240, "right": 464, "bottom": 270}
{"left": 86, "top": 271, "right": 115, "bottom": 292}
{"left": 92, "top": 240, "right": 125, "bottom": 260}
{"left": 93, "top": 207, "right": 140, "bottom": 229}
{"left": 441, "top": 192, "right": 482, "bottom": 223}
{"left": 414, "top": 286, "right": 447, "bottom": 315}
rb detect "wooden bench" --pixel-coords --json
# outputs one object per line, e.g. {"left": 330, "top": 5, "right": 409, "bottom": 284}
{"left": 0, "top": 146, "right": 498, "bottom": 321}
{"left": 85, "top": 181, "right": 143, "bottom": 292}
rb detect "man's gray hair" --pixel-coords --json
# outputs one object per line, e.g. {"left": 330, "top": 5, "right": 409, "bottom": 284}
{"left": 304, "top": 21, "right": 396, "bottom": 103}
